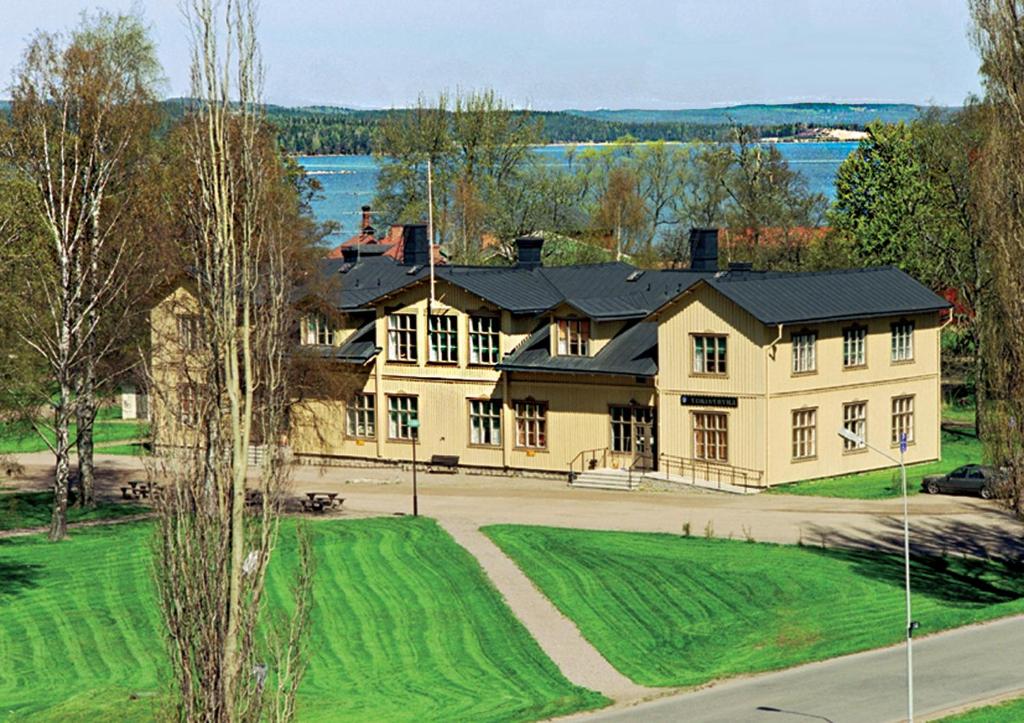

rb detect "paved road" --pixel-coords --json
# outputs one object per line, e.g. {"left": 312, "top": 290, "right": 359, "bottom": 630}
{"left": 585, "top": 615, "right": 1024, "bottom": 723}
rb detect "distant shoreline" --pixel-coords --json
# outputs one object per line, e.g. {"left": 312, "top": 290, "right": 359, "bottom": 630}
{"left": 293, "top": 135, "right": 862, "bottom": 159}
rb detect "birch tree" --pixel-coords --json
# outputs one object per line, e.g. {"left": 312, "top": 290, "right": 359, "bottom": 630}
{"left": 152, "top": 1, "right": 312, "bottom": 718}
{"left": 2, "top": 11, "right": 160, "bottom": 537}
{"left": 970, "top": 0, "right": 1024, "bottom": 515}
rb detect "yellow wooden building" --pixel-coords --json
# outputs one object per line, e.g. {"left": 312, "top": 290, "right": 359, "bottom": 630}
{"left": 151, "top": 226, "right": 951, "bottom": 488}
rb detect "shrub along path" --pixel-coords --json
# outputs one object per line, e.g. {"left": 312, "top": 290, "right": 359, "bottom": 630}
{"left": 0, "top": 518, "right": 606, "bottom": 722}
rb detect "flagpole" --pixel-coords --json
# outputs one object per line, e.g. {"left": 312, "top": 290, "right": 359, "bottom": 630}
{"left": 427, "top": 156, "right": 436, "bottom": 308}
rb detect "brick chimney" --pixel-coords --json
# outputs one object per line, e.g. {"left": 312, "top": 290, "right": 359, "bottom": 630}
{"left": 360, "top": 205, "right": 374, "bottom": 235}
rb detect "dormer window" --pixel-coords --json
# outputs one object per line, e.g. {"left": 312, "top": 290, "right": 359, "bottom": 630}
{"left": 304, "top": 313, "right": 334, "bottom": 346}
{"left": 556, "top": 319, "right": 589, "bottom": 356}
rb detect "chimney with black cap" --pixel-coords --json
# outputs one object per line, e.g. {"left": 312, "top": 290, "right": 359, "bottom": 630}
{"left": 360, "top": 205, "right": 374, "bottom": 235}
{"left": 341, "top": 245, "right": 359, "bottom": 265}
{"left": 515, "top": 235, "right": 544, "bottom": 270}
{"left": 689, "top": 228, "right": 719, "bottom": 272}
{"left": 401, "top": 223, "right": 430, "bottom": 267}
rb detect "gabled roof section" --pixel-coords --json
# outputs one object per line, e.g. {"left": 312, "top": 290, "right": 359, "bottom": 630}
{"left": 300, "top": 319, "right": 379, "bottom": 363}
{"left": 498, "top": 321, "right": 658, "bottom": 377}
{"left": 703, "top": 266, "right": 952, "bottom": 325}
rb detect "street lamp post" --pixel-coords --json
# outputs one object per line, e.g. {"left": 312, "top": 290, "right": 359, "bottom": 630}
{"left": 838, "top": 427, "right": 916, "bottom": 722}
{"left": 409, "top": 418, "right": 420, "bottom": 517}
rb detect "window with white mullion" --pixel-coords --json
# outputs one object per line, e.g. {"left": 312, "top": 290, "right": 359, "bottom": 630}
{"left": 304, "top": 313, "right": 334, "bottom": 346}
{"left": 387, "top": 395, "right": 418, "bottom": 440}
{"left": 469, "top": 399, "right": 502, "bottom": 446}
{"left": 469, "top": 316, "right": 500, "bottom": 365}
{"left": 842, "top": 402, "right": 867, "bottom": 451}
{"left": 693, "top": 335, "right": 727, "bottom": 375}
{"left": 428, "top": 314, "right": 458, "bottom": 363}
{"left": 791, "top": 332, "right": 817, "bottom": 373}
{"left": 346, "top": 393, "right": 376, "bottom": 439}
{"left": 387, "top": 313, "right": 417, "bottom": 362}
{"left": 556, "top": 319, "right": 590, "bottom": 356}
{"left": 891, "top": 321, "right": 914, "bottom": 362}
{"left": 843, "top": 326, "right": 866, "bottom": 367}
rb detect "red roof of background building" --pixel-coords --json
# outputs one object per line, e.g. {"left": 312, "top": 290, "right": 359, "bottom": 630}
{"left": 325, "top": 206, "right": 444, "bottom": 264}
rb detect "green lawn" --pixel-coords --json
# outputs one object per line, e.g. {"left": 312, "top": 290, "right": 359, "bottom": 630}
{"left": 0, "top": 491, "right": 148, "bottom": 531}
{"left": 97, "top": 442, "right": 151, "bottom": 457}
{"left": 484, "top": 525, "right": 1024, "bottom": 688}
{"left": 939, "top": 696, "right": 1024, "bottom": 722}
{"left": 0, "top": 406, "right": 149, "bottom": 455}
{"left": 768, "top": 428, "right": 982, "bottom": 499}
{"left": 0, "top": 518, "right": 606, "bottom": 722}
{"left": 942, "top": 402, "right": 977, "bottom": 426}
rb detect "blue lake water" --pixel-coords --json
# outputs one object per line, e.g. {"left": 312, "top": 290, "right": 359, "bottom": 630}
{"left": 299, "top": 142, "right": 857, "bottom": 242}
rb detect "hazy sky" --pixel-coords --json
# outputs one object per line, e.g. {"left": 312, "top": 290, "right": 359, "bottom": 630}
{"left": 0, "top": 0, "right": 982, "bottom": 109}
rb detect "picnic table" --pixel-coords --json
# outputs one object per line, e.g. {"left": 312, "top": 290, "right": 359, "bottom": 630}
{"left": 121, "top": 479, "right": 157, "bottom": 500}
{"left": 300, "top": 492, "right": 344, "bottom": 514}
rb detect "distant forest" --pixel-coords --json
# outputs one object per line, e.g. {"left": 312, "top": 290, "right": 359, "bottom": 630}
{"left": 267, "top": 107, "right": 868, "bottom": 155}
{"left": 2, "top": 99, "right": 928, "bottom": 156}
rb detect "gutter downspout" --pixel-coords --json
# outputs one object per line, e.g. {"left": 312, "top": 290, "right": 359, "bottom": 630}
{"left": 764, "top": 324, "right": 784, "bottom": 487}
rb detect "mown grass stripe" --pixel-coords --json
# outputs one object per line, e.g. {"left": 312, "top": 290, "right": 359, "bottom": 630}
{"left": 0, "top": 518, "right": 606, "bottom": 721}
{"left": 484, "top": 525, "right": 1024, "bottom": 688}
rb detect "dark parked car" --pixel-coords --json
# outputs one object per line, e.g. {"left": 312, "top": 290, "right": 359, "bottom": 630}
{"left": 922, "top": 465, "right": 1002, "bottom": 499}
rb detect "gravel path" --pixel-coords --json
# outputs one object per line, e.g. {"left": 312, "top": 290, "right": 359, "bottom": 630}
{"left": 439, "top": 519, "right": 656, "bottom": 704}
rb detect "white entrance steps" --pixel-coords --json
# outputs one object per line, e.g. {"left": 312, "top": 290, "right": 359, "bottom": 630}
{"left": 568, "top": 468, "right": 640, "bottom": 491}
{"left": 642, "top": 469, "right": 762, "bottom": 495}
{"left": 569, "top": 467, "right": 764, "bottom": 495}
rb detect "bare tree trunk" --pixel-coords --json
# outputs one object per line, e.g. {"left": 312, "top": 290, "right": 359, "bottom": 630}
{"left": 152, "top": 2, "right": 312, "bottom": 719}
{"left": 50, "top": 383, "right": 73, "bottom": 541}
{"left": 75, "top": 378, "right": 96, "bottom": 508}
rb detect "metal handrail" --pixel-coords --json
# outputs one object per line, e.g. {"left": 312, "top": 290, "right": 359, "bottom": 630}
{"left": 657, "top": 453, "right": 765, "bottom": 490}
{"left": 626, "top": 453, "right": 652, "bottom": 489}
{"left": 567, "top": 446, "right": 609, "bottom": 482}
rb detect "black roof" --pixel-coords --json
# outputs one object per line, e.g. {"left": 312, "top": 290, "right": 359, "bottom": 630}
{"left": 703, "top": 266, "right": 951, "bottom": 325}
{"left": 299, "top": 320, "right": 379, "bottom": 364}
{"left": 317, "top": 256, "right": 949, "bottom": 329}
{"left": 498, "top": 321, "right": 658, "bottom": 377}
{"left": 321, "top": 256, "right": 710, "bottom": 318}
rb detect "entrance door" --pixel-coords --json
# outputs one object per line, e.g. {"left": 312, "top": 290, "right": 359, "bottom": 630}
{"left": 632, "top": 408, "right": 656, "bottom": 471}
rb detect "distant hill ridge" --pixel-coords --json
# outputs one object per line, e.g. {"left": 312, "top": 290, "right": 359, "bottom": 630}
{"left": 564, "top": 103, "right": 937, "bottom": 126}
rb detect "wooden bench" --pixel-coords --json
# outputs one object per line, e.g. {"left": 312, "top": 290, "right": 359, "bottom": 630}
{"left": 428, "top": 454, "right": 459, "bottom": 473}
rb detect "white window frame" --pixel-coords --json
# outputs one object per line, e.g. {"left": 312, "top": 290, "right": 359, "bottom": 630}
{"left": 843, "top": 326, "right": 867, "bottom": 367}
{"left": 843, "top": 402, "right": 867, "bottom": 451}
{"left": 387, "top": 395, "right": 418, "bottom": 440}
{"left": 469, "top": 399, "right": 502, "bottom": 447}
{"left": 556, "top": 319, "right": 590, "bottom": 356}
{"left": 428, "top": 314, "right": 458, "bottom": 363}
{"left": 791, "top": 331, "right": 817, "bottom": 374}
{"left": 792, "top": 408, "right": 817, "bottom": 459}
{"left": 178, "top": 384, "right": 198, "bottom": 427}
{"left": 693, "top": 335, "right": 727, "bottom": 375}
{"left": 387, "top": 313, "right": 418, "bottom": 362}
{"left": 304, "top": 313, "right": 334, "bottom": 346}
{"left": 891, "top": 321, "right": 914, "bottom": 362}
{"left": 346, "top": 393, "right": 376, "bottom": 439}
{"left": 469, "top": 316, "right": 500, "bottom": 365}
